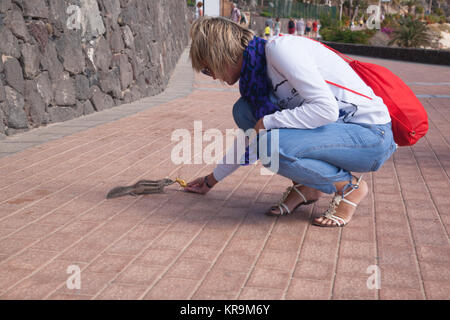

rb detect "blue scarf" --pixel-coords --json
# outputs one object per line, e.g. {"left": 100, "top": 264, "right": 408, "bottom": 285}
{"left": 239, "top": 36, "right": 280, "bottom": 120}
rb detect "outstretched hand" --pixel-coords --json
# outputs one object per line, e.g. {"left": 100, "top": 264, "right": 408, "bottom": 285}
{"left": 184, "top": 174, "right": 217, "bottom": 194}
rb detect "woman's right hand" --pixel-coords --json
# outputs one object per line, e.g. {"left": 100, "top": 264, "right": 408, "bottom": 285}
{"left": 184, "top": 173, "right": 217, "bottom": 195}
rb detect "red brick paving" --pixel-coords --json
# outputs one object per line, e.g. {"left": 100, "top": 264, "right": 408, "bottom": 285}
{"left": 0, "top": 52, "right": 449, "bottom": 300}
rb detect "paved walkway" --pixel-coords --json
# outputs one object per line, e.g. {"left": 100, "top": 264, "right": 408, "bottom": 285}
{"left": 0, "top": 50, "right": 449, "bottom": 300}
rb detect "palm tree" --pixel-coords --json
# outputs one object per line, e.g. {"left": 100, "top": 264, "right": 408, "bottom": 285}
{"left": 388, "top": 15, "right": 432, "bottom": 47}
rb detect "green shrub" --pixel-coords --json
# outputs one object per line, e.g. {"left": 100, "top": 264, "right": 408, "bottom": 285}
{"left": 319, "top": 13, "right": 340, "bottom": 30}
{"left": 434, "top": 8, "right": 444, "bottom": 16}
{"left": 320, "top": 28, "right": 375, "bottom": 45}
{"left": 260, "top": 11, "right": 273, "bottom": 18}
{"left": 415, "top": 6, "right": 424, "bottom": 15}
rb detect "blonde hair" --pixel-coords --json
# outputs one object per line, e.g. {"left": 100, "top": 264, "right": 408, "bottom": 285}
{"left": 189, "top": 16, "right": 254, "bottom": 80}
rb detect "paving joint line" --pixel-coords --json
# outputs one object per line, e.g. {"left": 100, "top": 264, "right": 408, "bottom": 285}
{"left": 392, "top": 152, "right": 427, "bottom": 299}
{"left": 410, "top": 144, "right": 450, "bottom": 241}
{"left": 279, "top": 203, "right": 316, "bottom": 300}
{"left": 371, "top": 172, "right": 381, "bottom": 300}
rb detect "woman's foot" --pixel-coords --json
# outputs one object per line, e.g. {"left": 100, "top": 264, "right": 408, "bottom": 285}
{"left": 313, "top": 176, "right": 368, "bottom": 227}
{"left": 267, "top": 184, "right": 322, "bottom": 216}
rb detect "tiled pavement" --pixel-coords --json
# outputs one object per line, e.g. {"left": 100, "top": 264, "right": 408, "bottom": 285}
{"left": 0, "top": 49, "right": 449, "bottom": 300}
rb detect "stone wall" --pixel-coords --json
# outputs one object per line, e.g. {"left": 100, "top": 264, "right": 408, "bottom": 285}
{"left": 0, "top": 0, "right": 190, "bottom": 137}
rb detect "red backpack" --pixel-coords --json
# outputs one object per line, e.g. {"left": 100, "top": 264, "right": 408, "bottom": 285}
{"left": 322, "top": 44, "right": 429, "bottom": 146}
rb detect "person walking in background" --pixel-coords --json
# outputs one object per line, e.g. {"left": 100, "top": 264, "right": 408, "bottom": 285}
{"left": 296, "top": 17, "right": 305, "bottom": 36}
{"left": 265, "top": 17, "right": 273, "bottom": 38}
{"left": 305, "top": 19, "right": 312, "bottom": 37}
{"left": 240, "top": 11, "right": 248, "bottom": 26}
{"left": 230, "top": 3, "right": 241, "bottom": 24}
{"left": 288, "top": 18, "right": 295, "bottom": 35}
{"left": 274, "top": 17, "right": 281, "bottom": 36}
{"left": 195, "top": 1, "right": 203, "bottom": 19}
{"left": 316, "top": 20, "right": 322, "bottom": 39}
{"left": 312, "top": 20, "right": 318, "bottom": 38}
{"left": 264, "top": 24, "right": 271, "bottom": 39}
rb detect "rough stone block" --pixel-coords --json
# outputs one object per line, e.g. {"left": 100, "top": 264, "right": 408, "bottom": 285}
{"left": 80, "top": 0, "right": 106, "bottom": 39}
{"left": 28, "top": 21, "right": 49, "bottom": 53}
{"left": 23, "top": 0, "right": 49, "bottom": 19}
{"left": 100, "top": 0, "right": 121, "bottom": 22}
{"left": 40, "top": 41, "right": 64, "bottom": 82}
{"left": 24, "top": 80, "right": 46, "bottom": 126}
{"left": 0, "top": 106, "right": 6, "bottom": 134}
{"left": 36, "top": 72, "right": 53, "bottom": 106}
{"left": 47, "top": 106, "right": 78, "bottom": 123}
{"left": 124, "top": 48, "right": 140, "bottom": 80}
{"left": 82, "top": 99, "right": 95, "bottom": 115}
{"left": 0, "top": 27, "right": 21, "bottom": 58}
{"left": 56, "top": 32, "right": 86, "bottom": 75}
{"left": 90, "top": 85, "right": 114, "bottom": 111}
{"left": 21, "top": 44, "right": 41, "bottom": 78}
{"left": 0, "top": 81, "right": 5, "bottom": 102}
{"left": 0, "top": 0, "right": 12, "bottom": 13}
{"left": 48, "top": 0, "right": 67, "bottom": 32}
{"left": 5, "top": 4, "right": 31, "bottom": 41}
{"left": 54, "top": 77, "right": 77, "bottom": 106}
{"left": 112, "top": 54, "right": 133, "bottom": 90}
{"left": 3, "top": 86, "right": 28, "bottom": 129}
{"left": 98, "top": 68, "right": 121, "bottom": 99}
{"left": 3, "top": 56, "right": 24, "bottom": 94}
{"left": 75, "top": 74, "right": 90, "bottom": 100}
{"left": 93, "top": 36, "right": 112, "bottom": 72}
{"left": 122, "top": 25, "right": 135, "bottom": 51}
{"left": 109, "top": 27, "right": 125, "bottom": 53}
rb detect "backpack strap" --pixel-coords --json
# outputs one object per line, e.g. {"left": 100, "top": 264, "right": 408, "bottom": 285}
{"left": 319, "top": 42, "right": 354, "bottom": 63}
{"left": 310, "top": 39, "right": 371, "bottom": 100}
{"left": 325, "top": 80, "right": 373, "bottom": 100}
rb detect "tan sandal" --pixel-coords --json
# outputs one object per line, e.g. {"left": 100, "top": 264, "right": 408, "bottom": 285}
{"left": 313, "top": 175, "right": 362, "bottom": 228}
{"left": 266, "top": 184, "right": 318, "bottom": 216}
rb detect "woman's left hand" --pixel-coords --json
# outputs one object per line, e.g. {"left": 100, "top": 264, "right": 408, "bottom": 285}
{"left": 254, "top": 118, "right": 265, "bottom": 134}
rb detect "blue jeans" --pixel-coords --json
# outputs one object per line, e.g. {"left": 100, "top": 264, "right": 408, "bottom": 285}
{"left": 233, "top": 97, "right": 397, "bottom": 194}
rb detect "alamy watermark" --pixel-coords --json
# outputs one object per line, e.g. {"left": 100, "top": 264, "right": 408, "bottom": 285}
{"left": 66, "top": 5, "right": 82, "bottom": 31}
{"left": 170, "top": 121, "right": 279, "bottom": 175}
{"left": 366, "top": 265, "right": 381, "bottom": 290}
{"left": 366, "top": 5, "right": 382, "bottom": 30}
{"left": 66, "top": 265, "right": 81, "bottom": 290}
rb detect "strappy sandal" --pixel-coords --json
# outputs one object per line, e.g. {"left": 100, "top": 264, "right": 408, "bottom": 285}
{"left": 313, "top": 175, "right": 362, "bottom": 228}
{"left": 266, "top": 184, "right": 318, "bottom": 216}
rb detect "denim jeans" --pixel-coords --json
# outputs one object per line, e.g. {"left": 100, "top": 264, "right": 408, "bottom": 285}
{"left": 233, "top": 97, "right": 397, "bottom": 194}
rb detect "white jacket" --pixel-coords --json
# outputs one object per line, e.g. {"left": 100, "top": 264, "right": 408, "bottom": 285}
{"left": 263, "top": 35, "right": 390, "bottom": 130}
